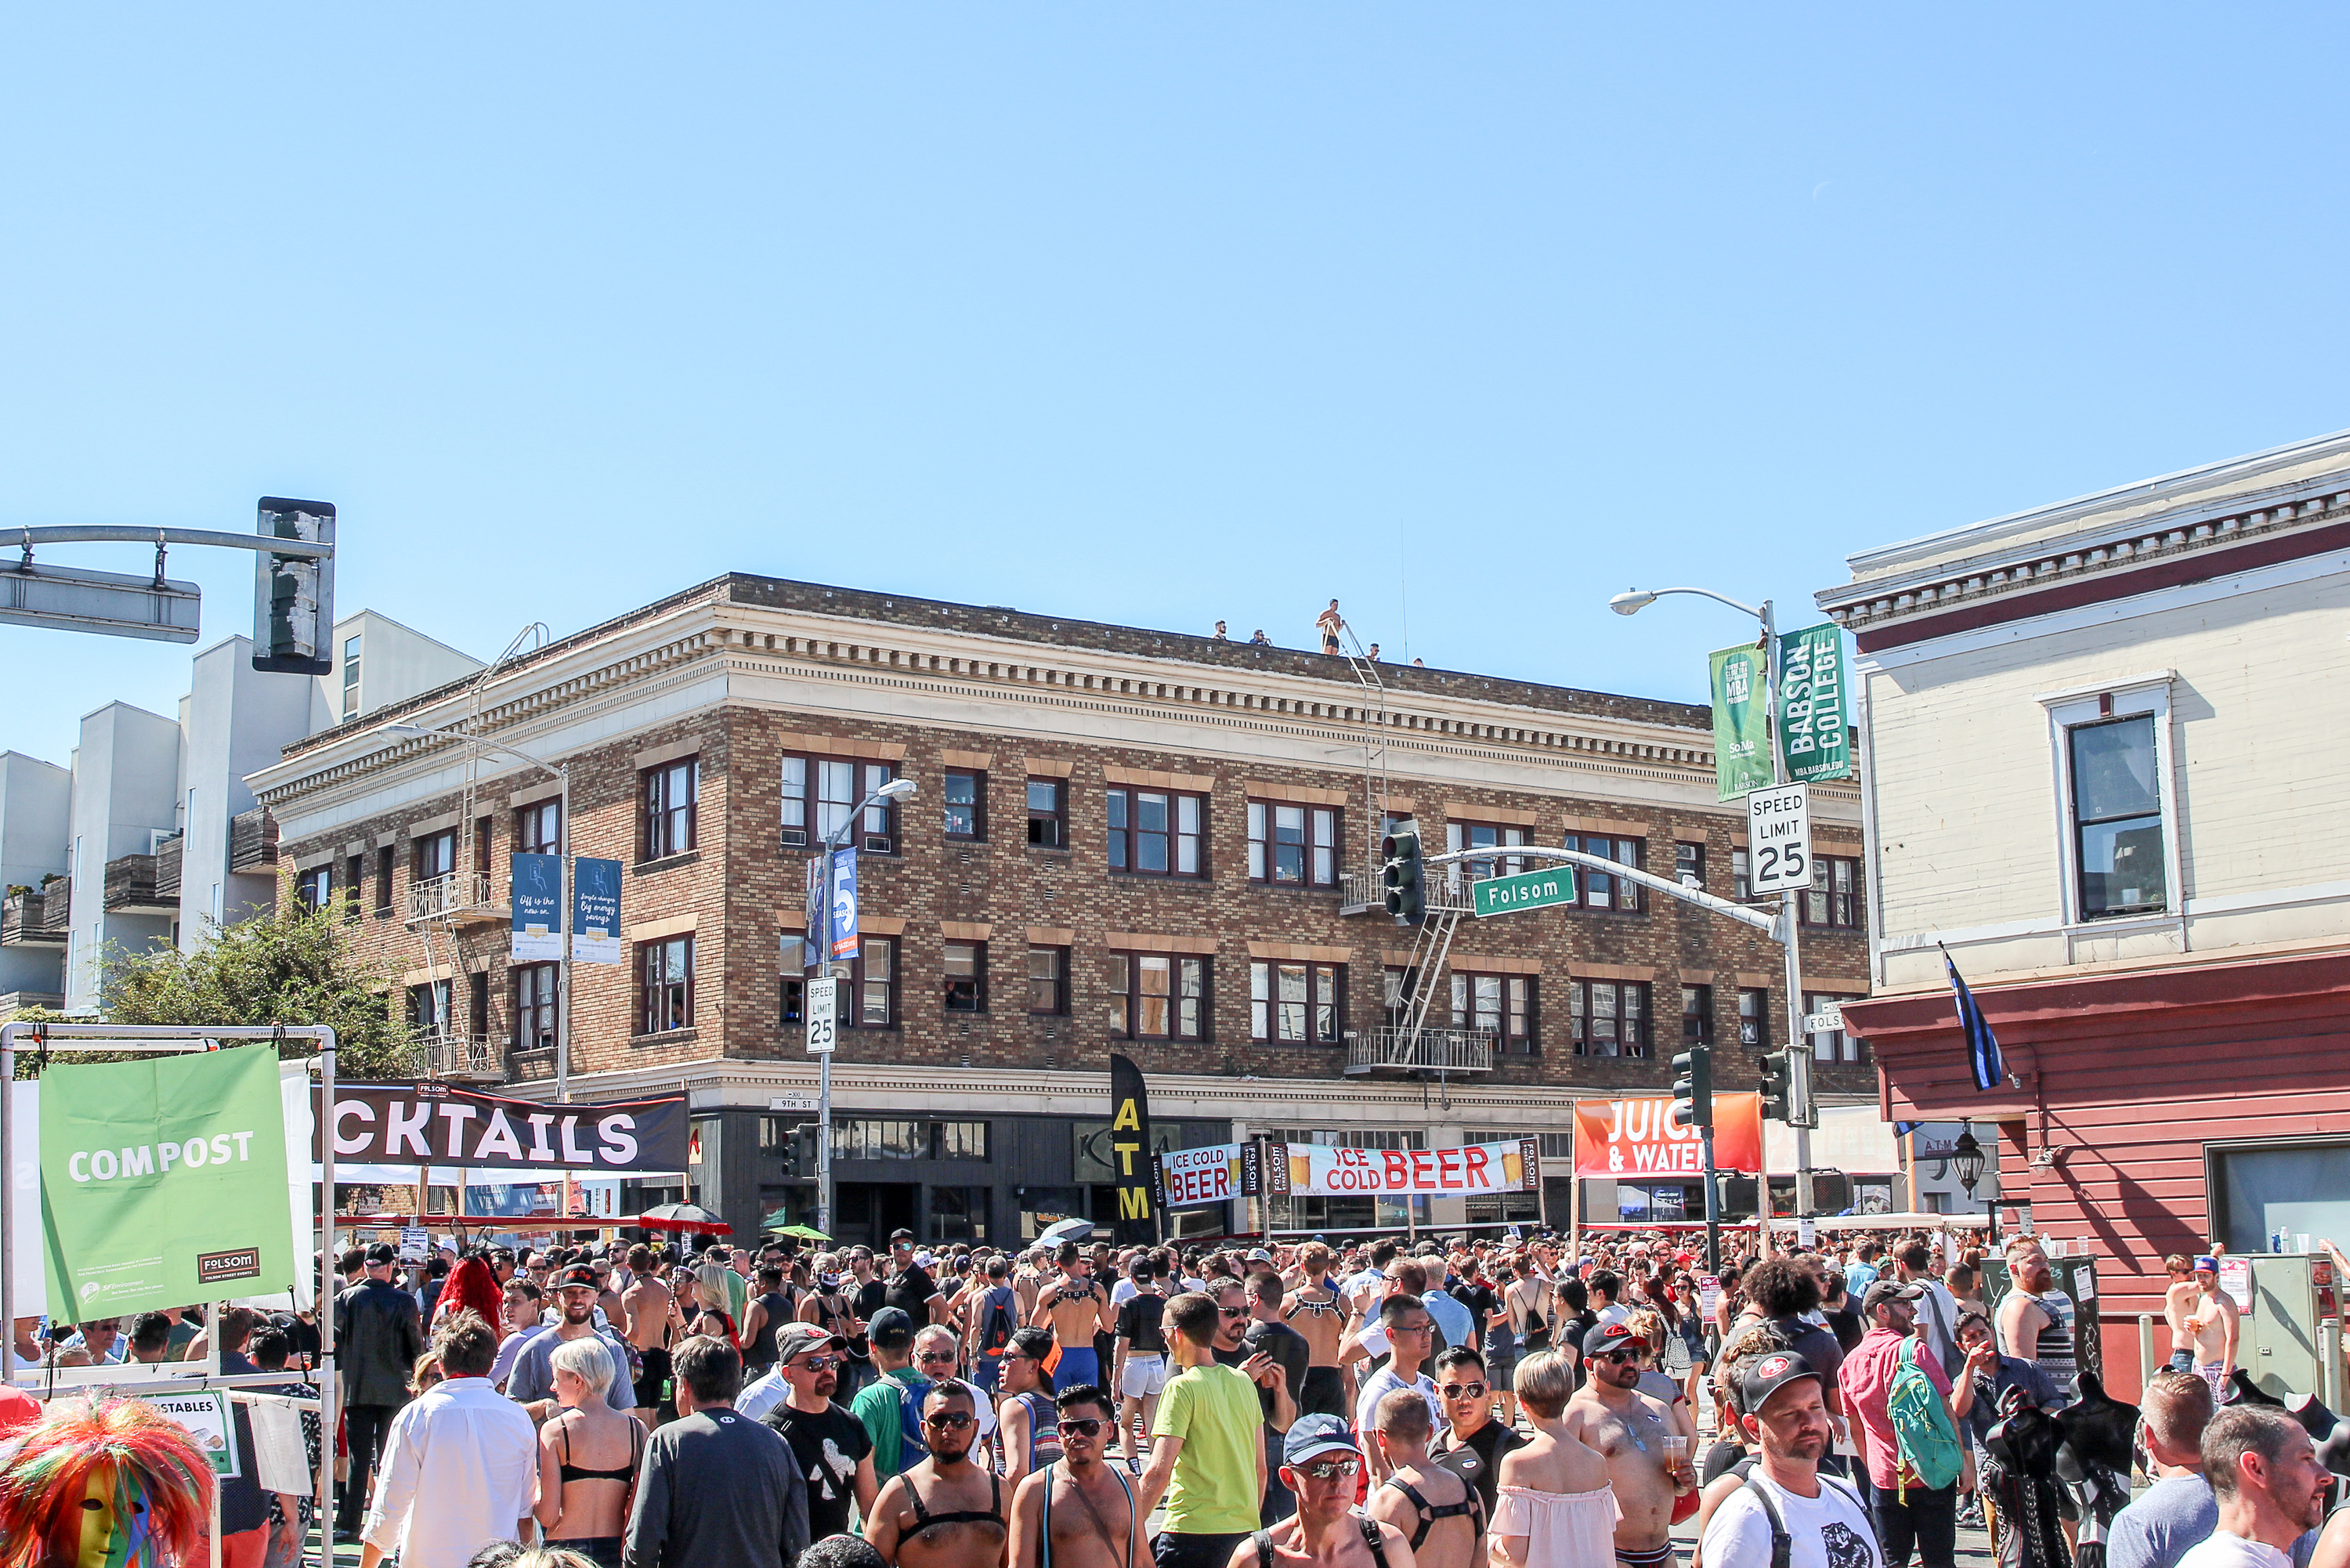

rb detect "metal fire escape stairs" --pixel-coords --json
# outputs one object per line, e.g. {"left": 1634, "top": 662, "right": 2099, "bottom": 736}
{"left": 408, "top": 623, "right": 548, "bottom": 1082}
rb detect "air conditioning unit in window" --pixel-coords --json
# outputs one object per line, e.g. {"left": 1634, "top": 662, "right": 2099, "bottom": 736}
{"left": 863, "top": 834, "right": 893, "bottom": 854}
{"left": 780, "top": 829, "right": 808, "bottom": 847}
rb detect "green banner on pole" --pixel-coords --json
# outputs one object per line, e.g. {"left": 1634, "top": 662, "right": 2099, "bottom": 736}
{"left": 39, "top": 1042, "right": 294, "bottom": 1322}
{"left": 1709, "top": 643, "right": 1773, "bottom": 801}
{"left": 1777, "top": 624, "right": 1852, "bottom": 783}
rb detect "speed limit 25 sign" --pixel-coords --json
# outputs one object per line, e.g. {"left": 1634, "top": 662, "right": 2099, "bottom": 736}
{"left": 805, "top": 977, "right": 839, "bottom": 1055}
{"left": 1746, "top": 782, "right": 1812, "bottom": 895}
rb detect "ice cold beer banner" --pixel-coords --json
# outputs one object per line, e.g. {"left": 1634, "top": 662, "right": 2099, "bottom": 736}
{"left": 1572, "top": 1093, "right": 1762, "bottom": 1178}
{"left": 1265, "top": 1138, "right": 1540, "bottom": 1198}
{"left": 1157, "top": 1143, "right": 1263, "bottom": 1208}
{"left": 325, "top": 1085, "right": 689, "bottom": 1172}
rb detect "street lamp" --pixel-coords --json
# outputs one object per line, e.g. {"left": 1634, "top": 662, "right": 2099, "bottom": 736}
{"left": 1952, "top": 1129, "right": 1987, "bottom": 1198}
{"left": 379, "top": 722, "right": 576, "bottom": 1101}
{"left": 1607, "top": 583, "right": 1817, "bottom": 1228}
{"left": 810, "top": 776, "right": 917, "bottom": 1241}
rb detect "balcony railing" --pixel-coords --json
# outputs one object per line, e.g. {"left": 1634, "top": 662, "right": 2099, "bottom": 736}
{"left": 0, "top": 991, "right": 64, "bottom": 1018}
{"left": 406, "top": 872, "right": 502, "bottom": 926}
{"left": 0, "top": 884, "right": 69, "bottom": 946}
{"left": 154, "top": 835, "right": 183, "bottom": 901}
{"left": 1339, "top": 865, "right": 1477, "bottom": 917}
{"left": 103, "top": 854, "right": 175, "bottom": 915}
{"left": 413, "top": 1030, "right": 504, "bottom": 1082}
{"left": 1344, "top": 1025, "right": 1496, "bottom": 1075}
{"left": 228, "top": 807, "right": 279, "bottom": 872}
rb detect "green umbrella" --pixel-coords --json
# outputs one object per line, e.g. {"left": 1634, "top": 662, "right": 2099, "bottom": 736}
{"left": 762, "top": 1216, "right": 832, "bottom": 1241}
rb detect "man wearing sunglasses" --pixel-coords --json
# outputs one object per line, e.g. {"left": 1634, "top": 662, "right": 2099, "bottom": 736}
{"left": 1009, "top": 1384, "right": 1138, "bottom": 1568}
{"left": 1226, "top": 1414, "right": 1416, "bottom": 1568}
{"left": 1427, "top": 1347, "right": 1521, "bottom": 1519}
{"left": 748, "top": 1323, "right": 880, "bottom": 1542}
{"left": 1355, "top": 1295, "right": 1444, "bottom": 1483}
{"left": 1564, "top": 1321, "right": 1694, "bottom": 1568}
{"left": 869, "top": 1382, "right": 1008, "bottom": 1568}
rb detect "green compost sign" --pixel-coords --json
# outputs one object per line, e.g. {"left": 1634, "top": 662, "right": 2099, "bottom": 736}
{"left": 1777, "top": 624, "right": 1852, "bottom": 784}
{"left": 1472, "top": 865, "right": 1579, "bottom": 918}
{"left": 1710, "top": 642, "right": 1773, "bottom": 801}
{"left": 40, "top": 1042, "right": 294, "bottom": 1322}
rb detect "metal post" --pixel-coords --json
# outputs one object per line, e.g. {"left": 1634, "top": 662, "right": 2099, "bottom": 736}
{"left": 2322, "top": 1317, "right": 2344, "bottom": 1414}
{"left": 2, "top": 1040, "right": 12, "bottom": 1396}
{"left": 1701, "top": 1125, "right": 1721, "bottom": 1274}
{"left": 815, "top": 839, "right": 835, "bottom": 1243}
{"left": 318, "top": 1033, "right": 338, "bottom": 1566}
{"left": 556, "top": 768, "right": 572, "bottom": 1103}
{"left": 1762, "top": 600, "right": 1814, "bottom": 1218}
{"left": 2138, "top": 1313, "right": 2157, "bottom": 1399}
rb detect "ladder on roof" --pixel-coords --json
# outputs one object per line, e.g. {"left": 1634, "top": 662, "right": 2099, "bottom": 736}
{"left": 1335, "top": 619, "right": 1390, "bottom": 908}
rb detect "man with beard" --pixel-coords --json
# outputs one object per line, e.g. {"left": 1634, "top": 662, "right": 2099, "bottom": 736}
{"left": 1562, "top": 1321, "right": 1694, "bottom": 1568}
{"left": 758, "top": 1322, "right": 879, "bottom": 1541}
{"left": 1701, "top": 1340, "right": 1882, "bottom": 1568}
{"left": 1227, "top": 1415, "right": 1416, "bottom": 1568}
{"left": 889, "top": 1231, "right": 952, "bottom": 1326}
{"left": 1995, "top": 1239, "right": 2078, "bottom": 1401}
{"left": 620, "top": 1245, "right": 676, "bottom": 1423}
{"left": 870, "top": 1382, "right": 1009, "bottom": 1568}
{"left": 2185, "top": 1407, "right": 2331, "bottom": 1568}
{"left": 1009, "top": 1385, "right": 1140, "bottom": 1568}
{"left": 508, "top": 1265, "right": 636, "bottom": 1422}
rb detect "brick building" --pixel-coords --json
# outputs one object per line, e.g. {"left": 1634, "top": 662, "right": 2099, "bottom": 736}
{"left": 250, "top": 573, "right": 1871, "bottom": 1246}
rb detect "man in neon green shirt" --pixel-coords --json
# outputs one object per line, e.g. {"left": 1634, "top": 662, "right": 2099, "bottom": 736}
{"left": 1140, "top": 1290, "right": 1266, "bottom": 1568}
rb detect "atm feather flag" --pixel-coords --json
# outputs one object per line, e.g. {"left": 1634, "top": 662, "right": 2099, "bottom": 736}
{"left": 1108, "top": 1053, "right": 1158, "bottom": 1245}
{"left": 40, "top": 1042, "right": 294, "bottom": 1323}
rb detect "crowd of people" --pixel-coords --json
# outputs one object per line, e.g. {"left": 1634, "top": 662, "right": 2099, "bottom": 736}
{"left": 15, "top": 1220, "right": 2350, "bottom": 1568}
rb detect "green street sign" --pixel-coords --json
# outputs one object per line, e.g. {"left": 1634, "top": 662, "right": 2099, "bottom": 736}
{"left": 1471, "top": 865, "right": 1579, "bottom": 918}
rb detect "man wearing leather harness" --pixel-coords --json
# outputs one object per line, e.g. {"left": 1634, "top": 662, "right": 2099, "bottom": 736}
{"left": 1226, "top": 1414, "right": 1418, "bottom": 1568}
{"left": 1282, "top": 1244, "right": 1350, "bottom": 1419}
{"left": 1367, "top": 1387, "right": 1487, "bottom": 1568}
{"left": 870, "top": 1381, "right": 1010, "bottom": 1568}
{"left": 1010, "top": 1383, "right": 1140, "bottom": 1568}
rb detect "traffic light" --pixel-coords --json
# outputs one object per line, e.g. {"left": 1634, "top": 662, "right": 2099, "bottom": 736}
{"left": 1759, "top": 1052, "right": 1793, "bottom": 1122}
{"left": 778, "top": 1122, "right": 816, "bottom": 1180}
{"left": 1381, "top": 824, "right": 1425, "bottom": 925}
{"left": 1670, "top": 1046, "right": 1712, "bottom": 1129}
{"left": 251, "top": 497, "right": 336, "bottom": 674}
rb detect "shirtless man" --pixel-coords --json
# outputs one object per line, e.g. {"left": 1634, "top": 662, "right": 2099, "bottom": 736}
{"left": 1008, "top": 1385, "right": 1140, "bottom": 1568}
{"left": 1031, "top": 1243, "right": 1115, "bottom": 1394}
{"left": 1561, "top": 1321, "right": 1694, "bottom": 1568}
{"left": 870, "top": 1382, "right": 1010, "bottom": 1568}
{"left": 1227, "top": 1414, "right": 1416, "bottom": 1568}
{"left": 1367, "top": 1388, "right": 1487, "bottom": 1568}
{"left": 1282, "top": 1242, "right": 1351, "bottom": 1418}
{"left": 618, "top": 1245, "right": 674, "bottom": 1423}
{"left": 2161, "top": 1253, "right": 2202, "bottom": 1373}
{"left": 1995, "top": 1238, "right": 2079, "bottom": 1400}
{"left": 2184, "top": 1254, "right": 2242, "bottom": 1399}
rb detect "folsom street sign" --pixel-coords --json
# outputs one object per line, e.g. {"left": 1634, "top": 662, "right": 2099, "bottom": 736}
{"left": 1472, "top": 865, "right": 1579, "bottom": 918}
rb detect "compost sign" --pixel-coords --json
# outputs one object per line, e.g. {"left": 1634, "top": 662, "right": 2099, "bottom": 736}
{"left": 40, "top": 1042, "right": 295, "bottom": 1323}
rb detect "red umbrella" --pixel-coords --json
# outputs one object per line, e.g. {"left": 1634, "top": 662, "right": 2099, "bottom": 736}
{"left": 631, "top": 1202, "right": 732, "bottom": 1235}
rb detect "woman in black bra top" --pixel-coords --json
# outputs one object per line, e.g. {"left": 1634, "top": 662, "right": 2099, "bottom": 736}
{"left": 533, "top": 1339, "right": 646, "bottom": 1568}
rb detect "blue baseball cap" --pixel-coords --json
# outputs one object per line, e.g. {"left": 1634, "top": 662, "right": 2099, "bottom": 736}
{"left": 1282, "top": 1413, "right": 1359, "bottom": 1468}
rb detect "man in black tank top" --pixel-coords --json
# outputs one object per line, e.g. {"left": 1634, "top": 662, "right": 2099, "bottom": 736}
{"left": 742, "top": 1265, "right": 795, "bottom": 1378}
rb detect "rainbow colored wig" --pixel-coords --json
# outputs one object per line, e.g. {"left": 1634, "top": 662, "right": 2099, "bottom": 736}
{"left": 0, "top": 1397, "right": 213, "bottom": 1568}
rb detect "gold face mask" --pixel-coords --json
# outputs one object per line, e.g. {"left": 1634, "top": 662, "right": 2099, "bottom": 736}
{"left": 77, "top": 1461, "right": 154, "bottom": 1568}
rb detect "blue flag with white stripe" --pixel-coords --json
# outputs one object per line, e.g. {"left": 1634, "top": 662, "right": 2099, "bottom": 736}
{"left": 1943, "top": 948, "right": 2005, "bottom": 1092}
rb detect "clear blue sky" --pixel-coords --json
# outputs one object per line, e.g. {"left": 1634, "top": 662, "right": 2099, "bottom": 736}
{"left": 8, "top": 6, "right": 2348, "bottom": 765}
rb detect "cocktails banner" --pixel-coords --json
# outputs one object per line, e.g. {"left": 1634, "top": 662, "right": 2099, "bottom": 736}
{"left": 40, "top": 1042, "right": 295, "bottom": 1322}
{"left": 325, "top": 1085, "right": 688, "bottom": 1172}
{"left": 1158, "top": 1143, "right": 1263, "bottom": 1208}
{"left": 1266, "top": 1138, "right": 1539, "bottom": 1198}
{"left": 1572, "top": 1093, "right": 1762, "bottom": 1178}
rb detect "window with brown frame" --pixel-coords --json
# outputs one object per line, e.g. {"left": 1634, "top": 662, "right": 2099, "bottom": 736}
{"left": 945, "top": 941, "right": 987, "bottom": 1013}
{"left": 515, "top": 963, "right": 559, "bottom": 1053}
{"left": 1445, "top": 822, "right": 1528, "bottom": 883}
{"left": 374, "top": 845, "right": 395, "bottom": 917}
{"left": 1251, "top": 960, "right": 1342, "bottom": 1044}
{"left": 1732, "top": 847, "right": 1752, "bottom": 900}
{"left": 1563, "top": 833, "right": 1645, "bottom": 912}
{"left": 1027, "top": 947, "right": 1068, "bottom": 1015}
{"left": 640, "top": 934, "right": 693, "bottom": 1034}
{"left": 516, "top": 799, "right": 561, "bottom": 857}
{"left": 1806, "top": 991, "right": 1866, "bottom": 1064}
{"left": 781, "top": 756, "right": 896, "bottom": 852}
{"left": 343, "top": 854, "right": 364, "bottom": 923}
{"left": 849, "top": 937, "right": 897, "bottom": 1028}
{"left": 1569, "top": 979, "right": 1649, "bottom": 1056}
{"left": 944, "top": 771, "right": 985, "bottom": 840}
{"left": 1738, "top": 986, "right": 1770, "bottom": 1048}
{"left": 1800, "top": 856, "right": 1863, "bottom": 930}
{"left": 642, "top": 758, "right": 699, "bottom": 861}
{"left": 414, "top": 829, "right": 457, "bottom": 884}
{"left": 295, "top": 865, "right": 331, "bottom": 912}
{"left": 1675, "top": 842, "right": 1706, "bottom": 889}
{"left": 1026, "top": 779, "right": 1065, "bottom": 848}
{"left": 1682, "top": 985, "right": 1715, "bottom": 1046}
{"left": 1249, "top": 802, "right": 1338, "bottom": 887}
{"left": 1105, "top": 952, "right": 1207, "bottom": 1040}
{"left": 1107, "top": 788, "right": 1206, "bottom": 877}
{"left": 1452, "top": 971, "right": 1537, "bottom": 1052}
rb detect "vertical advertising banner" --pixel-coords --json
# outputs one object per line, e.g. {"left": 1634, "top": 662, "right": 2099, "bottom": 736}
{"left": 803, "top": 857, "right": 826, "bottom": 967}
{"left": 829, "top": 848, "right": 860, "bottom": 960}
{"left": 1108, "top": 1053, "right": 1158, "bottom": 1245}
{"left": 41, "top": 1042, "right": 295, "bottom": 1322}
{"left": 571, "top": 858, "right": 622, "bottom": 964}
{"left": 1777, "top": 624, "right": 1852, "bottom": 784}
{"left": 511, "top": 852, "right": 564, "bottom": 961}
{"left": 1710, "top": 643, "right": 1773, "bottom": 801}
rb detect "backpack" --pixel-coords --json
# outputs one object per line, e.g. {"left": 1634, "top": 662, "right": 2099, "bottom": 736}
{"left": 978, "top": 1286, "right": 1018, "bottom": 1357}
{"left": 882, "top": 1375, "right": 929, "bottom": 1471}
{"left": 1887, "top": 1342, "right": 1963, "bottom": 1496}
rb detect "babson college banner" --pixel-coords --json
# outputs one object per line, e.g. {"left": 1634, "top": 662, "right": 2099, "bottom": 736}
{"left": 1108, "top": 1053, "right": 1159, "bottom": 1245}
{"left": 41, "top": 1042, "right": 295, "bottom": 1322}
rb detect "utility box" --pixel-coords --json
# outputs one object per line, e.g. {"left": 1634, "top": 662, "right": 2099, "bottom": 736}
{"left": 2241, "top": 1253, "right": 2339, "bottom": 1400}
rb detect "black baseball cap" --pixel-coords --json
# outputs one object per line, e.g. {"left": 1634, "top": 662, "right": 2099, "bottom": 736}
{"left": 868, "top": 1306, "right": 916, "bottom": 1351}
{"left": 1582, "top": 1320, "right": 1642, "bottom": 1357}
{"left": 556, "top": 1265, "right": 600, "bottom": 1289}
{"left": 1861, "top": 1279, "right": 1925, "bottom": 1315}
{"left": 365, "top": 1243, "right": 398, "bottom": 1266}
{"left": 1736, "top": 1348, "right": 1823, "bottom": 1412}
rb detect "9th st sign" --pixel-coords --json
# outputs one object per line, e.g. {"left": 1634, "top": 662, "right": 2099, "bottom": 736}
{"left": 1472, "top": 865, "right": 1579, "bottom": 918}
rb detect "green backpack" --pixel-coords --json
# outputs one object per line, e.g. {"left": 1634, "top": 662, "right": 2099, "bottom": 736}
{"left": 1886, "top": 1342, "right": 1963, "bottom": 1496}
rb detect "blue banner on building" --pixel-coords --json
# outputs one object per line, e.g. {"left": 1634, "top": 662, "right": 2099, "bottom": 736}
{"left": 511, "top": 853, "right": 563, "bottom": 961}
{"left": 829, "top": 849, "right": 859, "bottom": 959}
{"left": 573, "top": 857, "right": 622, "bottom": 965}
{"left": 803, "top": 856, "right": 826, "bottom": 967}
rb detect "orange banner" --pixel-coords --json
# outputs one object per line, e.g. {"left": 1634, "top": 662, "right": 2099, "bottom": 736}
{"left": 1572, "top": 1094, "right": 1762, "bottom": 1178}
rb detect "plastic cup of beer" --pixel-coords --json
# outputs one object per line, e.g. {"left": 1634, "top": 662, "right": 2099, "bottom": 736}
{"left": 1662, "top": 1434, "right": 1690, "bottom": 1476}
